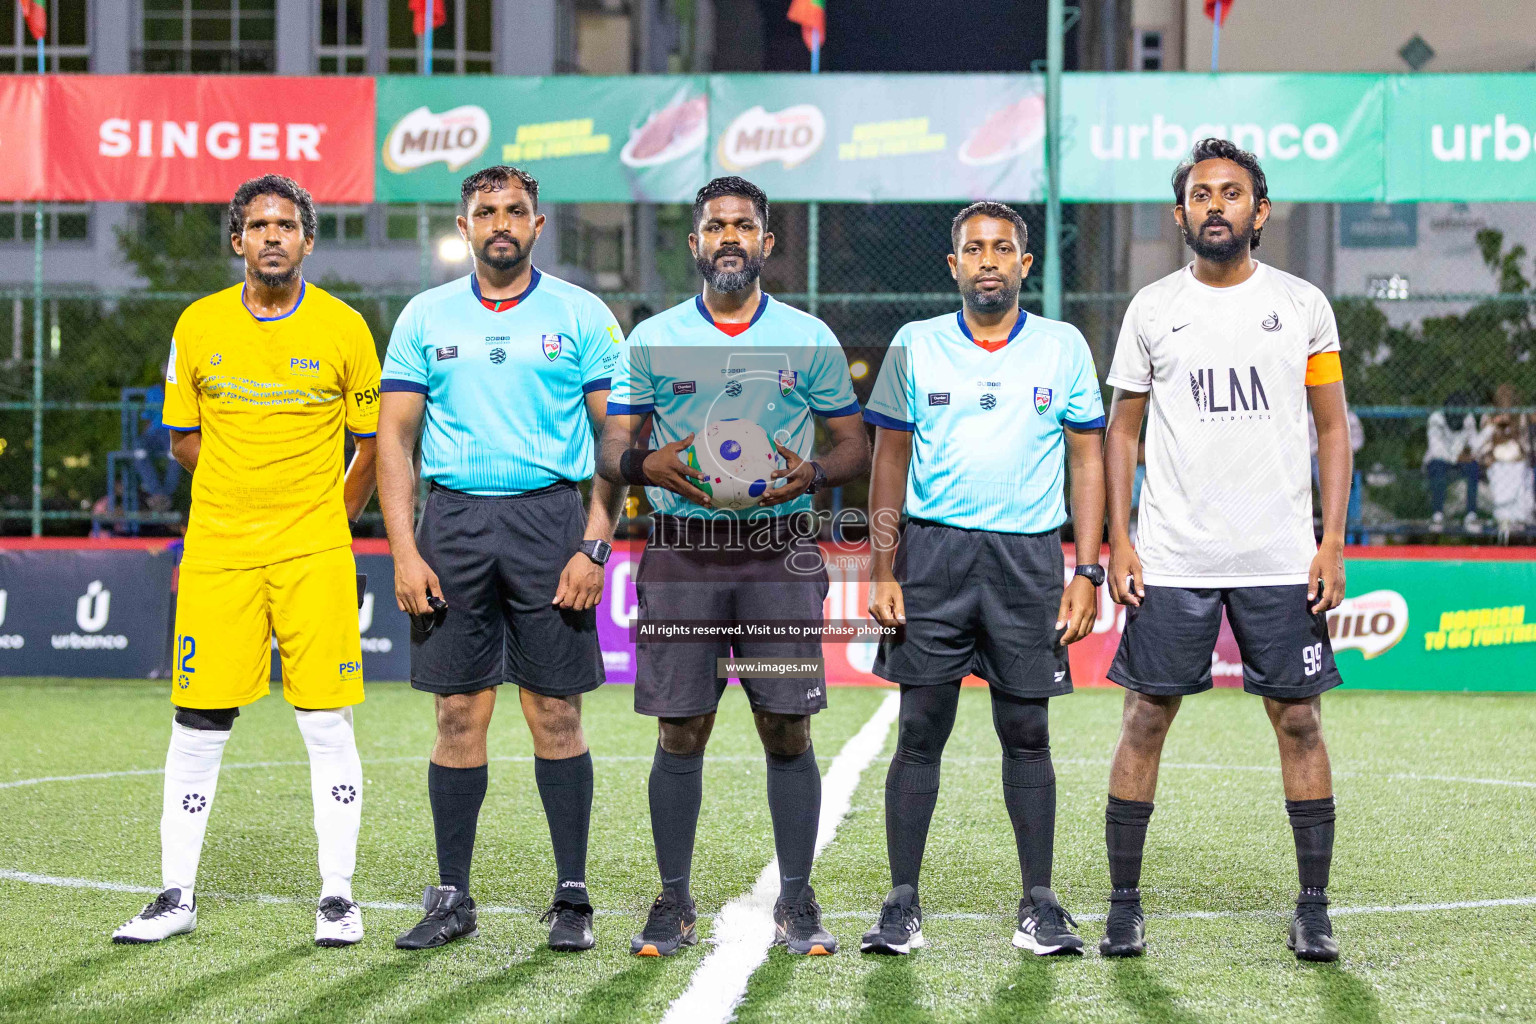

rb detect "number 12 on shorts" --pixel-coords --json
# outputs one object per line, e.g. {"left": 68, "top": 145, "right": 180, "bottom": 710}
{"left": 176, "top": 635, "right": 196, "bottom": 689}
{"left": 1302, "top": 641, "right": 1323, "bottom": 677}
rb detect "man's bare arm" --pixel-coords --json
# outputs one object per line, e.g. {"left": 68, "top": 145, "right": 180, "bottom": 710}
{"left": 1104, "top": 389, "right": 1148, "bottom": 606}
{"left": 343, "top": 435, "right": 377, "bottom": 522}
{"left": 377, "top": 391, "right": 441, "bottom": 615}
{"left": 170, "top": 430, "right": 200, "bottom": 473}
{"left": 1308, "top": 380, "right": 1352, "bottom": 613}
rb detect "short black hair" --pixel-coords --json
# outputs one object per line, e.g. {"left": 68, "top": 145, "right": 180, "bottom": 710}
{"left": 1172, "top": 138, "right": 1269, "bottom": 249}
{"left": 459, "top": 165, "right": 540, "bottom": 215}
{"left": 951, "top": 201, "right": 1028, "bottom": 253}
{"left": 693, "top": 176, "right": 769, "bottom": 230}
{"left": 228, "top": 174, "right": 316, "bottom": 240}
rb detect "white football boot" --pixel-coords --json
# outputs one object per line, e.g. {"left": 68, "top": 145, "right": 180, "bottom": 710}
{"left": 112, "top": 888, "right": 196, "bottom": 943}
{"left": 315, "top": 896, "right": 364, "bottom": 947}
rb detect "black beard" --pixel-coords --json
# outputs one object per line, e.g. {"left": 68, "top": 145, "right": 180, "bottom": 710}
{"left": 479, "top": 236, "right": 526, "bottom": 272}
{"left": 253, "top": 262, "right": 300, "bottom": 289}
{"left": 696, "top": 248, "right": 765, "bottom": 293}
{"left": 961, "top": 278, "right": 1020, "bottom": 314}
{"left": 1183, "top": 216, "right": 1254, "bottom": 262}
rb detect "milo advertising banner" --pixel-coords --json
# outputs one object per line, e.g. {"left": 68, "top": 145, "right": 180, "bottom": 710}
{"left": 1061, "top": 73, "right": 1388, "bottom": 202}
{"left": 704, "top": 74, "right": 1046, "bottom": 201}
{"left": 376, "top": 75, "right": 710, "bottom": 203}
{"left": 1385, "top": 75, "right": 1536, "bottom": 202}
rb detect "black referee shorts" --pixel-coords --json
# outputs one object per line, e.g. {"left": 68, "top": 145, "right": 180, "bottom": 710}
{"left": 409, "top": 482, "right": 603, "bottom": 698}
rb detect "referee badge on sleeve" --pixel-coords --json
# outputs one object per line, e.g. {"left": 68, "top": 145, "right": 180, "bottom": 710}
{"left": 1033, "top": 387, "right": 1053, "bottom": 414}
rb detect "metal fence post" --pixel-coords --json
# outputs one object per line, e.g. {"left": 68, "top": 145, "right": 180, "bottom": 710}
{"left": 1043, "top": 0, "right": 1064, "bottom": 323}
{"left": 807, "top": 202, "right": 820, "bottom": 317}
{"left": 30, "top": 32, "right": 45, "bottom": 536}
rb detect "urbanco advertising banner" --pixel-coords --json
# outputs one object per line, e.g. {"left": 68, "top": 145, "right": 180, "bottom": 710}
{"left": 1061, "top": 73, "right": 1388, "bottom": 202}
{"left": 0, "top": 547, "right": 176, "bottom": 679}
{"left": 375, "top": 75, "right": 710, "bottom": 203}
{"left": 0, "top": 78, "right": 46, "bottom": 200}
{"left": 704, "top": 74, "right": 1047, "bottom": 202}
{"left": 45, "top": 75, "right": 376, "bottom": 203}
{"left": 1385, "top": 74, "right": 1536, "bottom": 202}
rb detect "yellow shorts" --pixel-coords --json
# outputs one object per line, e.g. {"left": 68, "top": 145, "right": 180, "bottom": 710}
{"left": 172, "top": 544, "right": 365, "bottom": 710}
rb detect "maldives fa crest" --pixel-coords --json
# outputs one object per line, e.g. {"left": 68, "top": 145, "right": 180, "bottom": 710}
{"left": 1033, "top": 387, "right": 1053, "bottom": 414}
{"left": 541, "top": 333, "right": 563, "bottom": 361}
{"left": 779, "top": 369, "right": 797, "bottom": 396}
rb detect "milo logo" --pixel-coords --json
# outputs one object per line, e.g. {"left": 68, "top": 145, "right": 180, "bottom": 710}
{"left": 384, "top": 105, "right": 491, "bottom": 173}
{"left": 718, "top": 105, "right": 825, "bottom": 172}
{"left": 1326, "top": 589, "right": 1408, "bottom": 660}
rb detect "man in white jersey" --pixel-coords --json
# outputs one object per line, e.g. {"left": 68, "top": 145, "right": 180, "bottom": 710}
{"left": 1099, "top": 139, "right": 1351, "bottom": 963}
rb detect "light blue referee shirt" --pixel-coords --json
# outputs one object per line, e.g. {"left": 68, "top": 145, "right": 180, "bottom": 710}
{"left": 607, "top": 293, "right": 860, "bottom": 520}
{"left": 864, "top": 309, "right": 1105, "bottom": 533}
{"left": 380, "top": 268, "right": 622, "bottom": 495}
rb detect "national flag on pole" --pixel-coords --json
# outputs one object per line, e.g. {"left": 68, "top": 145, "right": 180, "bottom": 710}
{"left": 17, "top": 0, "right": 47, "bottom": 41}
{"left": 407, "top": 0, "right": 446, "bottom": 36}
{"left": 787, "top": 0, "right": 825, "bottom": 52}
{"left": 1203, "top": 0, "right": 1233, "bottom": 25}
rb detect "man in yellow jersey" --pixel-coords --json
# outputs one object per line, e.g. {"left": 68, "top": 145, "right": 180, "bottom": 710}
{"left": 112, "top": 175, "right": 380, "bottom": 948}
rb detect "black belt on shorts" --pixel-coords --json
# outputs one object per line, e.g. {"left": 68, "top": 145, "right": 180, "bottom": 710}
{"left": 648, "top": 511, "right": 819, "bottom": 550}
{"left": 906, "top": 516, "right": 1058, "bottom": 538}
{"left": 430, "top": 480, "right": 578, "bottom": 500}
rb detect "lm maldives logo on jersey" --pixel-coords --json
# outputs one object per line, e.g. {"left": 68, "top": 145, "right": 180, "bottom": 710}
{"left": 779, "top": 370, "right": 797, "bottom": 396}
{"left": 1261, "top": 311, "right": 1282, "bottom": 332}
{"left": 1188, "top": 366, "right": 1271, "bottom": 420}
{"left": 1326, "top": 590, "right": 1408, "bottom": 659}
{"left": 1033, "top": 387, "right": 1053, "bottom": 415}
{"left": 289, "top": 356, "right": 320, "bottom": 378}
{"left": 541, "top": 334, "right": 563, "bottom": 361}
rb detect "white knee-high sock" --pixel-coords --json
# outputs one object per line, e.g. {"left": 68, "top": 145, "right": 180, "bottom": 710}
{"left": 161, "top": 722, "right": 232, "bottom": 897}
{"left": 296, "top": 707, "right": 362, "bottom": 901}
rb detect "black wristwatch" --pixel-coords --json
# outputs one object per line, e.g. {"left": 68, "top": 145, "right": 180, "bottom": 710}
{"left": 804, "top": 460, "right": 828, "bottom": 495}
{"left": 1074, "top": 563, "right": 1106, "bottom": 587}
{"left": 578, "top": 539, "right": 612, "bottom": 566}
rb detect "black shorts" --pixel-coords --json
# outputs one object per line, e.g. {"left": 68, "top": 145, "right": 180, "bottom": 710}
{"left": 410, "top": 482, "right": 603, "bottom": 698}
{"left": 634, "top": 514, "right": 829, "bottom": 719}
{"left": 1108, "top": 584, "right": 1342, "bottom": 699}
{"left": 873, "top": 519, "right": 1071, "bottom": 699}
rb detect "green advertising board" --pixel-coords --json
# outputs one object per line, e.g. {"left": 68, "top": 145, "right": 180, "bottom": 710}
{"left": 1060, "top": 73, "right": 1387, "bottom": 202}
{"left": 374, "top": 72, "right": 1536, "bottom": 205}
{"left": 1332, "top": 557, "right": 1536, "bottom": 692}
{"left": 1385, "top": 74, "right": 1536, "bottom": 201}
{"left": 376, "top": 75, "right": 709, "bottom": 203}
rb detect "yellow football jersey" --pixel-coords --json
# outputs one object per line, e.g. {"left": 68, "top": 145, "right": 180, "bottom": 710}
{"left": 162, "top": 281, "right": 381, "bottom": 569}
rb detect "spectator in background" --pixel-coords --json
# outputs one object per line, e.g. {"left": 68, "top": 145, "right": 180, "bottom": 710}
{"left": 1310, "top": 406, "right": 1364, "bottom": 542}
{"left": 1423, "top": 391, "right": 1481, "bottom": 533}
{"left": 1477, "top": 383, "right": 1534, "bottom": 536}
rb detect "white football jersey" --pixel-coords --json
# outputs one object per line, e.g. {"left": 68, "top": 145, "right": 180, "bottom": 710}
{"left": 1107, "top": 261, "right": 1341, "bottom": 587}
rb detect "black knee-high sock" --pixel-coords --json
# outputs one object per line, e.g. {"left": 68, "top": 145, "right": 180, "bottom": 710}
{"left": 428, "top": 761, "right": 487, "bottom": 892}
{"left": 649, "top": 745, "right": 703, "bottom": 899}
{"left": 886, "top": 684, "right": 960, "bottom": 893}
{"left": 766, "top": 746, "right": 821, "bottom": 901}
{"left": 1002, "top": 754, "right": 1056, "bottom": 894}
{"left": 534, "top": 751, "right": 593, "bottom": 902}
{"left": 1105, "top": 795, "right": 1154, "bottom": 896}
{"left": 1286, "top": 796, "right": 1336, "bottom": 897}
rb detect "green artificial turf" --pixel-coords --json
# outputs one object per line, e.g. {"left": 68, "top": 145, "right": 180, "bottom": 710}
{"left": 0, "top": 679, "right": 1532, "bottom": 1023}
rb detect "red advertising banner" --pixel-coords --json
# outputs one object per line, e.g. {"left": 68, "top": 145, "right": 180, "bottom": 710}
{"left": 37, "top": 76, "right": 375, "bottom": 203}
{"left": 0, "top": 78, "right": 46, "bottom": 200}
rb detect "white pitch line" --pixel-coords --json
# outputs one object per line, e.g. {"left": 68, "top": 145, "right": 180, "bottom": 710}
{"left": 0, "top": 754, "right": 765, "bottom": 791}
{"left": 660, "top": 691, "right": 901, "bottom": 1024}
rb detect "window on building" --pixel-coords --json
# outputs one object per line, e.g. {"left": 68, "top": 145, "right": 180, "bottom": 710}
{"left": 138, "top": 0, "right": 277, "bottom": 74}
{"left": 317, "top": 0, "right": 367, "bottom": 74}
{"left": 1135, "top": 30, "right": 1163, "bottom": 71}
{"left": 385, "top": 204, "right": 458, "bottom": 243}
{"left": 1, "top": 0, "right": 90, "bottom": 71}
{"left": 0, "top": 203, "right": 92, "bottom": 243}
{"left": 317, "top": 207, "right": 369, "bottom": 245}
{"left": 387, "top": 0, "right": 494, "bottom": 75}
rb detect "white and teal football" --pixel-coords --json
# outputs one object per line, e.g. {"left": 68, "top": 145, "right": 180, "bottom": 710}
{"left": 685, "top": 419, "right": 783, "bottom": 510}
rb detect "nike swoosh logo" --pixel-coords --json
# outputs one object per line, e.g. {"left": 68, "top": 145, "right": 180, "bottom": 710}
{"left": 1172, "top": 323, "right": 1191, "bottom": 332}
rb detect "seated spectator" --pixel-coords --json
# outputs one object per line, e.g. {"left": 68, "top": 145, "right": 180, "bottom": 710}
{"left": 1423, "top": 391, "right": 1481, "bottom": 533}
{"left": 1477, "top": 383, "right": 1534, "bottom": 535}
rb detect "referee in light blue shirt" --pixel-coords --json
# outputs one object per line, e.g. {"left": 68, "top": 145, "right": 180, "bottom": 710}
{"left": 857, "top": 202, "right": 1107, "bottom": 958}
{"left": 376, "top": 166, "right": 624, "bottom": 954}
